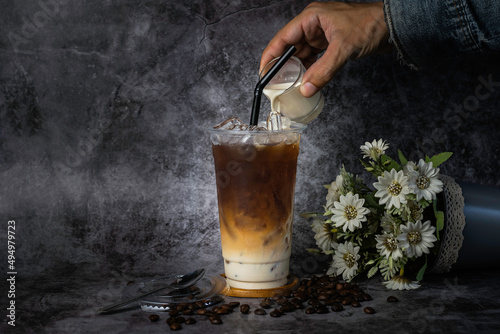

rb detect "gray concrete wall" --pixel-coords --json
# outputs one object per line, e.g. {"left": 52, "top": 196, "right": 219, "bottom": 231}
{"left": 1, "top": 0, "right": 499, "bottom": 279}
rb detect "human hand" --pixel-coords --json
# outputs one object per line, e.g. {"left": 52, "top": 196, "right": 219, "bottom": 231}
{"left": 260, "top": 1, "right": 391, "bottom": 97}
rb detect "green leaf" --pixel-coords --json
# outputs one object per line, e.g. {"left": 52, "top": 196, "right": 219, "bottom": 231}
{"left": 425, "top": 155, "right": 431, "bottom": 163}
{"left": 398, "top": 149, "right": 408, "bottom": 166}
{"left": 367, "top": 266, "right": 379, "bottom": 278}
{"left": 436, "top": 211, "right": 444, "bottom": 236}
{"left": 416, "top": 256, "right": 428, "bottom": 281}
{"left": 364, "top": 193, "right": 382, "bottom": 209}
{"left": 429, "top": 152, "right": 453, "bottom": 168}
{"left": 300, "top": 212, "right": 319, "bottom": 219}
{"left": 381, "top": 154, "right": 401, "bottom": 171}
{"left": 365, "top": 259, "right": 377, "bottom": 266}
{"left": 306, "top": 248, "right": 323, "bottom": 254}
{"left": 432, "top": 201, "right": 445, "bottom": 240}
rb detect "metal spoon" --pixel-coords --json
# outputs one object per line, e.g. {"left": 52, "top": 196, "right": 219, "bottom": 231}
{"left": 97, "top": 268, "right": 205, "bottom": 314}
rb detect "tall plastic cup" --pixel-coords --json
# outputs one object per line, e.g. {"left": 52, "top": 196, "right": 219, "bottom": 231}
{"left": 208, "top": 122, "right": 306, "bottom": 289}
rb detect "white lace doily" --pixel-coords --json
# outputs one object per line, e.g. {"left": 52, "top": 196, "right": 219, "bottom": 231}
{"left": 429, "top": 175, "right": 466, "bottom": 273}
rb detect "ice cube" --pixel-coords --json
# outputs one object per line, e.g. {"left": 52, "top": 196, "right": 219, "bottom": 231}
{"left": 281, "top": 116, "right": 292, "bottom": 129}
{"left": 213, "top": 117, "right": 244, "bottom": 130}
{"left": 266, "top": 110, "right": 282, "bottom": 131}
{"left": 249, "top": 125, "right": 267, "bottom": 131}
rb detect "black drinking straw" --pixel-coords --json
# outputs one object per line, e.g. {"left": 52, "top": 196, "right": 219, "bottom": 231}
{"left": 249, "top": 45, "right": 297, "bottom": 126}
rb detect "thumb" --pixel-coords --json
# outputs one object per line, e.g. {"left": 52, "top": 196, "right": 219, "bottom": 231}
{"left": 300, "top": 47, "right": 346, "bottom": 97}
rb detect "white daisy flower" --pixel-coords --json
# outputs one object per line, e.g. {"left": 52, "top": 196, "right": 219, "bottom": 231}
{"left": 380, "top": 211, "right": 399, "bottom": 233}
{"left": 328, "top": 241, "right": 360, "bottom": 281}
{"left": 373, "top": 169, "right": 410, "bottom": 210}
{"left": 382, "top": 275, "right": 420, "bottom": 290}
{"left": 311, "top": 219, "right": 338, "bottom": 252}
{"left": 397, "top": 220, "right": 437, "bottom": 258}
{"left": 375, "top": 233, "right": 403, "bottom": 260}
{"left": 403, "top": 161, "right": 417, "bottom": 176}
{"left": 360, "top": 139, "right": 389, "bottom": 160}
{"left": 325, "top": 174, "right": 344, "bottom": 210}
{"left": 330, "top": 193, "right": 370, "bottom": 232}
{"left": 402, "top": 200, "right": 424, "bottom": 222}
{"left": 408, "top": 159, "right": 443, "bottom": 201}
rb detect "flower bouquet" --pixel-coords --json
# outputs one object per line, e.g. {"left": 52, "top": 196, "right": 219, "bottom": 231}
{"left": 303, "top": 139, "right": 453, "bottom": 290}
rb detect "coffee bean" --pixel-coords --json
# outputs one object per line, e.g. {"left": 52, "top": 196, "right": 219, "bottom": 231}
{"left": 270, "top": 309, "right": 282, "bottom": 317}
{"left": 341, "top": 298, "right": 352, "bottom": 306}
{"left": 350, "top": 289, "right": 361, "bottom": 295}
{"left": 188, "top": 303, "right": 199, "bottom": 310}
{"left": 351, "top": 301, "right": 361, "bottom": 308}
{"left": 293, "top": 291, "right": 308, "bottom": 302}
{"left": 169, "top": 322, "right": 182, "bottom": 331}
{"left": 260, "top": 300, "right": 272, "bottom": 309}
{"left": 305, "top": 307, "right": 316, "bottom": 314}
{"left": 387, "top": 296, "right": 399, "bottom": 303}
{"left": 338, "top": 290, "right": 349, "bottom": 297}
{"left": 275, "top": 298, "right": 288, "bottom": 305}
{"left": 185, "top": 317, "right": 196, "bottom": 325}
{"left": 362, "top": 294, "right": 373, "bottom": 301}
{"left": 324, "top": 299, "right": 335, "bottom": 306}
{"left": 318, "top": 293, "right": 330, "bottom": 301}
{"left": 146, "top": 313, "right": 159, "bottom": 322}
{"left": 240, "top": 304, "right": 250, "bottom": 314}
{"left": 331, "top": 303, "right": 344, "bottom": 312}
{"left": 221, "top": 304, "right": 234, "bottom": 312}
{"left": 166, "top": 317, "right": 177, "bottom": 326}
{"left": 364, "top": 307, "right": 376, "bottom": 314}
{"left": 254, "top": 308, "right": 267, "bottom": 315}
{"left": 216, "top": 308, "right": 229, "bottom": 315}
{"left": 175, "top": 316, "right": 185, "bottom": 324}
{"left": 182, "top": 309, "right": 193, "bottom": 315}
{"left": 168, "top": 309, "right": 179, "bottom": 316}
{"left": 209, "top": 316, "right": 223, "bottom": 325}
{"left": 228, "top": 301, "right": 240, "bottom": 308}
{"left": 196, "top": 308, "right": 207, "bottom": 315}
{"left": 306, "top": 287, "right": 317, "bottom": 296}
{"left": 307, "top": 298, "right": 319, "bottom": 306}
{"left": 290, "top": 299, "right": 304, "bottom": 309}
{"left": 280, "top": 302, "right": 295, "bottom": 313}
{"left": 316, "top": 304, "right": 329, "bottom": 314}
{"left": 354, "top": 295, "right": 364, "bottom": 302}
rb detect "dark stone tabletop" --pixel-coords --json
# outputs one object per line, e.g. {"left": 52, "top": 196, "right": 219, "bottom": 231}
{"left": 3, "top": 264, "right": 500, "bottom": 333}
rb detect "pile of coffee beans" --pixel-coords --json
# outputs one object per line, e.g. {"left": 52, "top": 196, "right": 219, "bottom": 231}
{"left": 145, "top": 275, "right": 400, "bottom": 330}
{"left": 249, "top": 274, "right": 377, "bottom": 317}
{"left": 159, "top": 296, "right": 237, "bottom": 330}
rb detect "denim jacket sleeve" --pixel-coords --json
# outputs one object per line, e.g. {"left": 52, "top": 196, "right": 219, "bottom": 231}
{"left": 383, "top": 0, "right": 500, "bottom": 69}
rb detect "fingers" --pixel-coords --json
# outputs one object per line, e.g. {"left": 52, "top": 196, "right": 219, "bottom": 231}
{"left": 259, "top": 9, "right": 321, "bottom": 72}
{"left": 259, "top": 38, "right": 290, "bottom": 73}
{"left": 300, "top": 41, "right": 350, "bottom": 97}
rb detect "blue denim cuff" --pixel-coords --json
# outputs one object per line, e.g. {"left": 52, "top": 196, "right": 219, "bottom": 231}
{"left": 383, "top": 0, "right": 500, "bottom": 69}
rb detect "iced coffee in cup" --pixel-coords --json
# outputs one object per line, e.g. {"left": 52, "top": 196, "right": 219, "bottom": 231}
{"left": 208, "top": 116, "right": 306, "bottom": 289}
